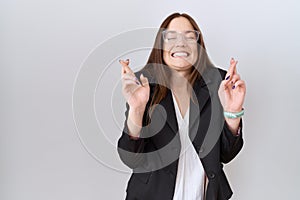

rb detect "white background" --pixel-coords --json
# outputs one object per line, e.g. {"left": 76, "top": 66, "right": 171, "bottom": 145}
{"left": 1, "top": 0, "right": 300, "bottom": 199}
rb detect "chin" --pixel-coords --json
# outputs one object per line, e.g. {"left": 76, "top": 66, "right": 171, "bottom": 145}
{"left": 171, "top": 61, "right": 193, "bottom": 69}
{"left": 171, "top": 57, "right": 196, "bottom": 68}
{"left": 170, "top": 64, "right": 193, "bottom": 73}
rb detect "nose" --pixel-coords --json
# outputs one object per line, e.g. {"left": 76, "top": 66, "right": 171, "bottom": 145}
{"left": 175, "top": 34, "right": 187, "bottom": 46}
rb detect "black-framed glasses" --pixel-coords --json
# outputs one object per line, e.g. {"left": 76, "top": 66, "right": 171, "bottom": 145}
{"left": 162, "top": 30, "right": 200, "bottom": 44}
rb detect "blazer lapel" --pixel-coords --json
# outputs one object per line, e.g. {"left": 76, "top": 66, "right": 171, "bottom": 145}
{"left": 155, "top": 75, "right": 212, "bottom": 136}
{"left": 189, "top": 79, "right": 210, "bottom": 130}
{"left": 157, "top": 89, "right": 178, "bottom": 134}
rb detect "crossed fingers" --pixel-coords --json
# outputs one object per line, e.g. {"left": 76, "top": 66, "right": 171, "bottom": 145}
{"left": 223, "top": 58, "right": 245, "bottom": 90}
{"left": 119, "top": 59, "right": 141, "bottom": 85}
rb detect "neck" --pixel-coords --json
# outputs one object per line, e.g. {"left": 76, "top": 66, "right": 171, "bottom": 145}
{"left": 170, "top": 70, "right": 190, "bottom": 93}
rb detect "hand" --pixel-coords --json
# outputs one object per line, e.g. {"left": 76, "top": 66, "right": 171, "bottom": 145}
{"left": 218, "top": 58, "right": 246, "bottom": 113}
{"left": 120, "top": 59, "right": 150, "bottom": 111}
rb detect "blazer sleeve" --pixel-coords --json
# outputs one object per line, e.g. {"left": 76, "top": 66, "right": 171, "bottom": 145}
{"left": 117, "top": 102, "right": 150, "bottom": 169}
{"left": 220, "top": 118, "right": 244, "bottom": 163}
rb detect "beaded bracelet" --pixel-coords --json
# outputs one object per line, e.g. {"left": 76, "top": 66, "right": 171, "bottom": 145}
{"left": 224, "top": 109, "right": 244, "bottom": 119}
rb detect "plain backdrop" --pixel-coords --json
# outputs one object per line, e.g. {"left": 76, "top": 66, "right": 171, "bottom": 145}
{"left": 1, "top": 0, "right": 300, "bottom": 199}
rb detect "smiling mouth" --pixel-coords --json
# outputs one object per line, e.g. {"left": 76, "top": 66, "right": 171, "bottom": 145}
{"left": 171, "top": 52, "right": 190, "bottom": 58}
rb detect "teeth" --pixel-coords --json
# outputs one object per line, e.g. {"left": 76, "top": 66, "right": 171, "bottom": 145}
{"left": 172, "top": 52, "right": 188, "bottom": 57}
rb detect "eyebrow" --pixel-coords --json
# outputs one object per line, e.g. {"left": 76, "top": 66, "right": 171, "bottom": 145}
{"left": 165, "top": 30, "right": 196, "bottom": 33}
{"left": 166, "top": 30, "right": 195, "bottom": 32}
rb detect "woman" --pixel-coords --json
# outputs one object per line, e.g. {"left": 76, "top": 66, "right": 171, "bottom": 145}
{"left": 117, "top": 13, "right": 246, "bottom": 200}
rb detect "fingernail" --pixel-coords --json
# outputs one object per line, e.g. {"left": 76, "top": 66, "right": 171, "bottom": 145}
{"left": 134, "top": 77, "right": 139, "bottom": 81}
{"left": 126, "top": 58, "right": 129, "bottom": 61}
{"left": 231, "top": 81, "right": 234, "bottom": 84}
{"left": 136, "top": 81, "right": 140, "bottom": 85}
{"left": 232, "top": 85, "right": 236, "bottom": 89}
{"left": 119, "top": 59, "right": 121, "bottom": 63}
{"left": 225, "top": 75, "right": 230, "bottom": 80}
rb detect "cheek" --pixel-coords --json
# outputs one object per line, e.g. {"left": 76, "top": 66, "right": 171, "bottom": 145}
{"left": 191, "top": 47, "right": 198, "bottom": 60}
{"left": 187, "top": 47, "right": 198, "bottom": 66}
{"left": 163, "top": 43, "right": 172, "bottom": 52}
{"left": 162, "top": 44, "right": 169, "bottom": 60}
{"left": 163, "top": 50, "right": 170, "bottom": 63}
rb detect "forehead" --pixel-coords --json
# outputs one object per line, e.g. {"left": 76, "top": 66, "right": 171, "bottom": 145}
{"left": 167, "top": 17, "right": 194, "bottom": 31}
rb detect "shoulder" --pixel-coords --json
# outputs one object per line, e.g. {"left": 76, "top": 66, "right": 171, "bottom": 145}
{"left": 216, "top": 67, "right": 228, "bottom": 79}
{"left": 134, "top": 67, "right": 155, "bottom": 83}
{"left": 205, "top": 66, "right": 227, "bottom": 78}
{"left": 134, "top": 67, "right": 157, "bottom": 91}
{"left": 133, "top": 68, "right": 157, "bottom": 100}
{"left": 200, "top": 66, "right": 228, "bottom": 86}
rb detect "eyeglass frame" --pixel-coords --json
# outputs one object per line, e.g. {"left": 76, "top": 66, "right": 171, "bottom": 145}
{"left": 161, "top": 30, "right": 201, "bottom": 44}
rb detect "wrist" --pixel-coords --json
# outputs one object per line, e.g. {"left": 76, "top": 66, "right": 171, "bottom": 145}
{"left": 128, "top": 107, "right": 145, "bottom": 128}
{"left": 129, "top": 106, "right": 146, "bottom": 116}
{"left": 225, "top": 118, "right": 241, "bottom": 136}
{"left": 224, "top": 108, "right": 244, "bottom": 119}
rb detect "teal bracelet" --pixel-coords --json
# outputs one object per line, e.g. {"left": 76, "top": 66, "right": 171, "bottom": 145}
{"left": 224, "top": 109, "right": 244, "bottom": 119}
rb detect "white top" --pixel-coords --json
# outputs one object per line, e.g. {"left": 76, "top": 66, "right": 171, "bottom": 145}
{"left": 172, "top": 92, "right": 206, "bottom": 200}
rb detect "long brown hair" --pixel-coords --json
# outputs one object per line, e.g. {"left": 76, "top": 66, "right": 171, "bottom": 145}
{"left": 142, "top": 13, "right": 214, "bottom": 108}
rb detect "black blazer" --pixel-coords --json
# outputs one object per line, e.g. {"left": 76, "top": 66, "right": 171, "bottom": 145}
{"left": 117, "top": 67, "right": 243, "bottom": 200}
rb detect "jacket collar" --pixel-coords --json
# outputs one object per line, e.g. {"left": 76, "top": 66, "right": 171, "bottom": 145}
{"left": 157, "top": 69, "right": 213, "bottom": 135}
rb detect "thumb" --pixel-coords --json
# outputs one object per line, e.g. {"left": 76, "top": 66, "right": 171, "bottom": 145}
{"left": 140, "top": 74, "right": 149, "bottom": 87}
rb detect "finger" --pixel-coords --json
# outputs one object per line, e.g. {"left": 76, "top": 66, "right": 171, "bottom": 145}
{"left": 219, "top": 80, "right": 230, "bottom": 91}
{"left": 225, "top": 58, "right": 238, "bottom": 80}
{"left": 120, "top": 59, "right": 127, "bottom": 74}
{"left": 122, "top": 79, "right": 140, "bottom": 87}
{"left": 122, "top": 58, "right": 130, "bottom": 68}
{"left": 122, "top": 73, "right": 137, "bottom": 81}
{"left": 223, "top": 74, "right": 240, "bottom": 89}
{"left": 120, "top": 61, "right": 131, "bottom": 74}
{"left": 230, "top": 58, "right": 238, "bottom": 74}
{"left": 230, "top": 74, "right": 241, "bottom": 85}
{"left": 124, "top": 58, "right": 130, "bottom": 64}
{"left": 122, "top": 74, "right": 141, "bottom": 85}
{"left": 119, "top": 59, "right": 133, "bottom": 75}
{"left": 119, "top": 58, "right": 130, "bottom": 64}
{"left": 232, "top": 80, "right": 246, "bottom": 91}
{"left": 140, "top": 73, "right": 149, "bottom": 87}
{"left": 124, "top": 65, "right": 134, "bottom": 76}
